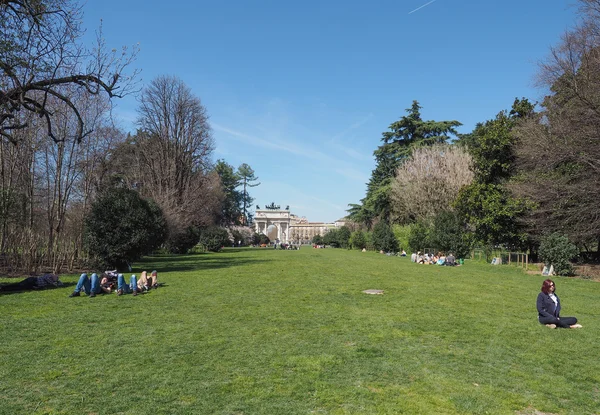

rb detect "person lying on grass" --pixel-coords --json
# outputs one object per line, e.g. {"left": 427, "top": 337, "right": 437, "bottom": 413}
{"left": 136, "top": 270, "right": 159, "bottom": 292}
{"left": 537, "top": 278, "right": 582, "bottom": 329}
{"left": 116, "top": 273, "right": 139, "bottom": 296}
{"left": 117, "top": 271, "right": 160, "bottom": 295}
{"left": 69, "top": 272, "right": 109, "bottom": 298}
{"left": 1, "top": 273, "right": 63, "bottom": 292}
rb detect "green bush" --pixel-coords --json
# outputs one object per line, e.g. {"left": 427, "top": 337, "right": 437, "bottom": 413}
{"left": 337, "top": 226, "right": 352, "bottom": 249}
{"left": 84, "top": 187, "right": 167, "bottom": 269}
{"left": 349, "top": 230, "right": 367, "bottom": 250}
{"left": 198, "top": 227, "right": 230, "bottom": 252}
{"left": 539, "top": 233, "right": 579, "bottom": 276}
{"left": 372, "top": 222, "right": 399, "bottom": 253}
{"left": 429, "top": 211, "right": 472, "bottom": 259}
{"left": 323, "top": 229, "right": 339, "bottom": 247}
{"left": 393, "top": 224, "right": 411, "bottom": 253}
{"left": 312, "top": 235, "right": 324, "bottom": 245}
{"left": 251, "top": 232, "right": 261, "bottom": 245}
{"left": 365, "top": 231, "right": 374, "bottom": 251}
{"left": 408, "top": 221, "right": 430, "bottom": 253}
{"left": 165, "top": 226, "right": 201, "bottom": 254}
{"left": 258, "top": 234, "right": 271, "bottom": 245}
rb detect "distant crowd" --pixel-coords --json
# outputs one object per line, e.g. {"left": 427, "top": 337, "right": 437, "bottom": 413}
{"left": 410, "top": 251, "right": 459, "bottom": 266}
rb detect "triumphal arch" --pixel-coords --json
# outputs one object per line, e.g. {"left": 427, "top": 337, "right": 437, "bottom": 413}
{"left": 254, "top": 202, "right": 337, "bottom": 243}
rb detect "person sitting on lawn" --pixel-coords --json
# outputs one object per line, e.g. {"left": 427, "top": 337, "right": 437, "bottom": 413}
{"left": 69, "top": 272, "right": 102, "bottom": 298}
{"left": 446, "top": 253, "right": 456, "bottom": 266}
{"left": 117, "top": 273, "right": 139, "bottom": 296}
{"left": 1, "top": 273, "right": 63, "bottom": 292}
{"left": 537, "top": 279, "right": 582, "bottom": 329}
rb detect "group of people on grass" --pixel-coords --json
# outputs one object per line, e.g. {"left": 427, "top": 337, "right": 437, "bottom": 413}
{"left": 0, "top": 270, "right": 160, "bottom": 297}
{"left": 68, "top": 270, "right": 159, "bottom": 297}
{"left": 410, "top": 251, "right": 458, "bottom": 266}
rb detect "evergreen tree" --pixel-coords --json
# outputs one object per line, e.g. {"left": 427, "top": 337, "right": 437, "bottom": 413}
{"left": 236, "top": 163, "right": 260, "bottom": 225}
{"left": 349, "top": 230, "right": 367, "bottom": 250}
{"left": 337, "top": 226, "right": 352, "bottom": 249}
{"left": 372, "top": 222, "right": 399, "bottom": 253}
{"left": 350, "top": 101, "right": 461, "bottom": 226}
{"left": 215, "top": 160, "right": 242, "bottom": 225}
{"left": 84, "top": 187, "right": 167, "bottom": 269}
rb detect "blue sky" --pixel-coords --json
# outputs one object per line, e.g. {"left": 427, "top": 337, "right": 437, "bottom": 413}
{"left": 83, "top": 0, "right": 577, "bottom": 223}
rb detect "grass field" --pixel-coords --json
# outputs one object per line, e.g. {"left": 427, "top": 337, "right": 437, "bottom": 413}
{"left": 1, "top": 247, "right": 599, "bottom": 414}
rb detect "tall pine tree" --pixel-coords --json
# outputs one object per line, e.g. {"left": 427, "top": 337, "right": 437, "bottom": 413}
{"left": 350, "top": 101, "right": 461, "bottom": 226}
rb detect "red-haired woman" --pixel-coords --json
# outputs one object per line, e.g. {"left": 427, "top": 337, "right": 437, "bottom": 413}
{"left": 537, "top": 279, "right": 582, "bottom": 329}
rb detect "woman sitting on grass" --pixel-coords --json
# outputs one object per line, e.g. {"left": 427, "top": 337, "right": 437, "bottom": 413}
{"left": 537, "top": 279, "right": 582, "bottom": 329}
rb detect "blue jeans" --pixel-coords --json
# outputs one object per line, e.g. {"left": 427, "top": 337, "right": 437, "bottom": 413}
{"left": 74, "top": 273, "right": 100, "bottom": 295}
{"left": 117, "top": 274, "right": 138, "bottom": 293}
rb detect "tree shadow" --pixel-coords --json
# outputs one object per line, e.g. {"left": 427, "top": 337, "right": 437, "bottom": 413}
{"left": 0, "top": 281, "right": 76, "bottom": 295}
{"left": 132, "top": 252, "right": 273, "bottom": 273}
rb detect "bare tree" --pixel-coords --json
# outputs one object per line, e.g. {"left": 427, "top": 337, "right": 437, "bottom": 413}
{"left": 0, "top": 0, "right": 139, "bottom": 145}
{"left": 391, "top": 144, "right": 474, "bottom": 223}
{"left": 0, "top": 85, "right": 123, "bottom": 272}
{"left": 0, "top": 113, "right": 38, "bottom": 254}
{"left": 133, "top": 75, "right": 217, "bottom": 236}
{"left": 511, "top": 0, "right": 600, "bottom": 251}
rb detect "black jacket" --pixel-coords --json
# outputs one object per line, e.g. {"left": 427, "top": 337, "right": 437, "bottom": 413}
{"left": 537, "top": 292, "right": 561, "bottom": 319}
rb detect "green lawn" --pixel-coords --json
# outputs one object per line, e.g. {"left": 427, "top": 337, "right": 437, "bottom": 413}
{"left": 1, "top": 248, "right": 598, "bottom": 414}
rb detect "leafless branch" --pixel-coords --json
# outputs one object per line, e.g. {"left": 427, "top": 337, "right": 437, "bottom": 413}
{"left": 1, "top": 0, "right": 139, "bottom": 144}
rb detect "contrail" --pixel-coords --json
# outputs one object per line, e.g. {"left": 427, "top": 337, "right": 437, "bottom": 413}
{"left": 408, "top": 0, "right": 437, "bottom": 14}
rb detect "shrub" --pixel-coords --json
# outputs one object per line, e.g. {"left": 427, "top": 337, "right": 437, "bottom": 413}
{"left": 165, "top": 226, "right": 200, "bottom": 254}
{"left": 365, "top": 231, "right": 375, "bottom": 251}
{"left": 349, "top": 230, "right": 367, "bottom": 250}
{"left": 539, "top": 233, "right": 579, "bottom": 276}
{"left": 372, "top": 222, "right": 399, "bottom": 252}
{"left": 337, "top": 226, "right": 352, "bottom": 249}
{"left": 84, "top": 187, "right": 167, "bottom": 269}
{"left": 197, "top": 227, "right": 230, "bottom": 252}
{"left": 393, "top": 224, "right": 412, "bottom": 253}
{"left": 251, "top": 232, "right": 261, "bottom": 245}
{"left": 429, "top": 211, "right": 472, "bottom": 259}
{"left": 312, "top": 235, "right": 324, "bottom": 245}
{"left": 408, "top": 220, "right": 430, "bottom": 253}
{"left": 323, "top": 229, "right": 340, "bottom": 247}
{"left": 228, "top": 226, "right": 255, "bottom": 246}
{"left": 259, "top": 234, "right": 271, "bottom": 245}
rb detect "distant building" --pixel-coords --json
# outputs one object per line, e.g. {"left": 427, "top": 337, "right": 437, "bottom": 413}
{"left": 254, "top": 207, "right": 343, "bottom": 243}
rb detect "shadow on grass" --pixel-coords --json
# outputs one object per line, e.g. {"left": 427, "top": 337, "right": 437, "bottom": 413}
{"left": 0, "top": 281, "right": 76, "bottom": 295}
{"left": 134, "top": 251, "right": 272, "bottom": 273}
